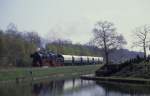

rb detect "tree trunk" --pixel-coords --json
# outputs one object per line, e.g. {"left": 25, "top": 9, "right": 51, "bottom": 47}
{"left": 105, "top": 51, "right": 109, "bottom": 65}
{"left": 143, "top": 44, "right": 147, "bottom": 60}
{"left": 103, "top": 30, "right": 109, "bottom": 65}
{"left": 104, "top": 39, "right": 109, "bottom": 65}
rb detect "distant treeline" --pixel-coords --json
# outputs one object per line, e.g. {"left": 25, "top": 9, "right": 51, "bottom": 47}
{"left": 46, "top": 40, "right": 102, "bottom": 56}
{"left": 0, "top": 27, "right": 102, "bottom": 67}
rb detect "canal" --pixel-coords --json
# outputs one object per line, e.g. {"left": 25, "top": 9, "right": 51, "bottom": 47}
{"left": 0, "top": 78, "right": 150, "bottom": 96}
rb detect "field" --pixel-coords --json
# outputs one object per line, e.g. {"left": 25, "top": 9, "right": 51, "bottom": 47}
{"left": 0, "top": 64, "right": 102, "bottom": 82}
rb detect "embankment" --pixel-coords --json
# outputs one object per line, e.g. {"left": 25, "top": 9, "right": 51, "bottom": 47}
{"left": 81, "top": 75, "right": 150, "bottom": 85}
{"left": 81, "top": 62, "right": 150, "bottom": 85}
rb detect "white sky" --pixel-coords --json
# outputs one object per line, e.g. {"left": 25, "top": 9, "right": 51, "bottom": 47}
{"left": 0, "top": 0, "right": 150, "bottom": 52}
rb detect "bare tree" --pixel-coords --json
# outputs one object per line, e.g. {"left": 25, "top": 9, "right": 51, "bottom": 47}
{"left": 91, "top": 21, "right": 126, "bottom": 65}
{"left": 24, "top": 32, "right": 41, "bottom": 47}
{"left": 133, "top": 25, "right": 150, "bottom": 60}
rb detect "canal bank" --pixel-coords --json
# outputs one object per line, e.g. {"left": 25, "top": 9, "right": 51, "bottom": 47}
{"left": 0, "top": 65, "right": 102, "bottom": 82}
{"left": 82, "top": 62, "right": 150, "bottom": 85}
{"left": 81, "top": 75, "right": 150, "bottom": 85}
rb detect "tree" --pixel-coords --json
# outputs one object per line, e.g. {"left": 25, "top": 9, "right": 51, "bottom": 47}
{"left": 0, "top": 24, "right": 39, "bottom": 67}
{"left": 133, "top": 25, "right": 150, "bottom": 60}
{"left": 91, "top": 21, "right": 126, "bottom": 65}
{"left": 24, "top": 32, "right": 41, "bottom": 47}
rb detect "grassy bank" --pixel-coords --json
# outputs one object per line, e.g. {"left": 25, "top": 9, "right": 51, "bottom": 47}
{"left": 0, "top": 64, "right": 102, "bottom": 82}
{"left": 87, "top": 61, "right": 150, "bottom": 85}
{"left": 111, "top": 61, "right": 150, "bottom": 78}
{"left": 81, "top": 75, "right": 150, "bottom": 85}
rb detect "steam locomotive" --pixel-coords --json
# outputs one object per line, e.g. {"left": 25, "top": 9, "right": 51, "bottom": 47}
{"left": 30, "top": 49, "right": 103, "bottom": 67}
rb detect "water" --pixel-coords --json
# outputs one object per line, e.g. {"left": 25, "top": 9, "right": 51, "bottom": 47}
{"left": 0, "top": 78, "right": 150, "bottom": 96}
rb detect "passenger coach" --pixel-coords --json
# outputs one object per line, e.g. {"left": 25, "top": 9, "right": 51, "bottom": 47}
{"left": 62, "top": 55, "right": 103, "bottom": 66}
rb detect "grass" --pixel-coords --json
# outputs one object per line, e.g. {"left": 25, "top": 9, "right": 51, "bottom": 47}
{"left": 111, "top": 61, "right": 150, "bottom": 78}
{"left": 82, "top": 75, "right": 150, "bottom": 85}
{"left": 0, "top": 64, "right": 102, "bottom": 81}
{"left": 88, "top": 61, "right": 150, "bottom": 85}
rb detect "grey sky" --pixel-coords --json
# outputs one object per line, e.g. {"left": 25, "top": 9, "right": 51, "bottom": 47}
{"left": 0, "top": 0, "right": 150, "bottom": 51}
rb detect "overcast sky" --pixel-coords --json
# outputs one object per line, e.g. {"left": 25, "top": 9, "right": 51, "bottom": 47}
{"left": 0, "top": 0, "right": 150, "bottom": 51}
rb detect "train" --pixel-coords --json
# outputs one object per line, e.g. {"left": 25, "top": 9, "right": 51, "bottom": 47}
{"left": 30, "top": 48, "right": 103, "bottom": 67}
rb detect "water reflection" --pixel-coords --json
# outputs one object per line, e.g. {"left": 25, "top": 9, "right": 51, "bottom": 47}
{"left": 0, "top": 79, "right": 150, "bottom": 96}
{"left": 32, "top": 80, "right": 65, "bottom": 96}
{"left": 96, "top": 81, "right": 150, "bottom": 96}
{"left": 31, "top": 79, "right": 95, "bottom": 96}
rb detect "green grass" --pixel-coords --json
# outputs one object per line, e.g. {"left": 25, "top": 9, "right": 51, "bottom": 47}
{"left": 0, "top": 64, "right": 102, "bottom": 81}
{"left": 111, "top": 61, "right": 150, "bottom": 78}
